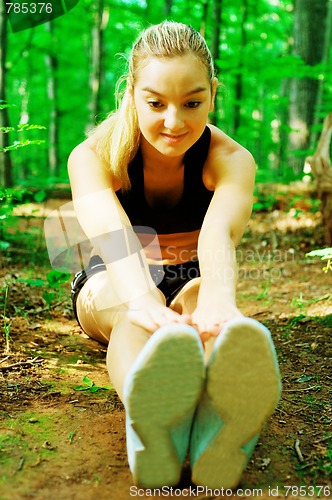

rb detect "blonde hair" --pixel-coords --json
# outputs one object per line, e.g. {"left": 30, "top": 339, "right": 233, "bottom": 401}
{"left": 89, "top": 21, "right": 216, "bottom": 191}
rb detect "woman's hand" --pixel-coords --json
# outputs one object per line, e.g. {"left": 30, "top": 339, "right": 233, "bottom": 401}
{"left": 191, "top": 302, "right": 243, "bottom": 343}
{"left": 127, "top": 293, "right": 192, "bottom": 333}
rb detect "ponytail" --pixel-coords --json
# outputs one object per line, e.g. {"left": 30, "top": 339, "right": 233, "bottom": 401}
{"left": 88, "top": 78, "right": 140, "bottom": 191}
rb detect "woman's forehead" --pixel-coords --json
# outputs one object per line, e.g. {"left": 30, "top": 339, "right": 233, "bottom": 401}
{"left": 134, "top": 54, "right": 210, "bottom": 87}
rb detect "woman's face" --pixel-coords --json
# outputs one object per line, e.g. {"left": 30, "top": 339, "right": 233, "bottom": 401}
{"left": 132, "top": 54, "right": 216, "bottom": 160}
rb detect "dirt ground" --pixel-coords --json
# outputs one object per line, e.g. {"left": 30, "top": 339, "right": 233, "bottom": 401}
{"left": 0, "top": 202, "right": 331, "bottom": 500}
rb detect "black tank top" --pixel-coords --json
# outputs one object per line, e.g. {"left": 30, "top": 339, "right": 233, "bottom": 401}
{"left": 116, "top": 126, "right": 214, "bottom": 264}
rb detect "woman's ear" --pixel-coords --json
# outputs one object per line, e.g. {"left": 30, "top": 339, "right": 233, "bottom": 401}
{"left": 209, "top": 77, "right": 218, "bottom": 111}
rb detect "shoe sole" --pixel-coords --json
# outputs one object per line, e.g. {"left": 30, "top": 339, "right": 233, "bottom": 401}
{"left": 191, "top": 318, "right": 281, "bottom": 489}
{"left": 124, "top": 324, "right": 205, "bottom": 488}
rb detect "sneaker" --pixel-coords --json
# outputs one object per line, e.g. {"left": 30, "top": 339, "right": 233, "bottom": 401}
{"left": 190, "top": 317, "right": 282, "bottom": 489}
{"left": 124, "top": 323, "right": 205, "bottom": 488}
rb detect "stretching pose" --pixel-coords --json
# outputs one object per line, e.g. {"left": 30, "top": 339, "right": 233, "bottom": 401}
{"left": 68, "top": 21, "right": 281, "bottom": 489}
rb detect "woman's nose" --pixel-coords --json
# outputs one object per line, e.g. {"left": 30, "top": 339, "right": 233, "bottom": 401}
{"left": 163, "top": 107, "right": 184, "bottom": 131}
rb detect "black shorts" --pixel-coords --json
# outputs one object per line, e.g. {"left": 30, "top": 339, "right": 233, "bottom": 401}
{"left": 71, "top": 255, "right": 200, "bottom": 324}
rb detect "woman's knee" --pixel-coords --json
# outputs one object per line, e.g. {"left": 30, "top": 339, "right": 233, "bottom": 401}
{"left": 74, "top": 271, "right": 127, "bottom": 343}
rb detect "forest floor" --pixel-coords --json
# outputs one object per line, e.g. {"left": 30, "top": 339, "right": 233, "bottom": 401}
{"left": 0, "top": 196, "right": 331, "bottom": 500}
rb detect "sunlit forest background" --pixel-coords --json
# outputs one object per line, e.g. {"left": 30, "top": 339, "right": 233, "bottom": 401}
{"left": 0, "top": 0, "right": 331, "bottom": 188}
{"left": 1, "top": 3, "right": 332, "bottom": 495}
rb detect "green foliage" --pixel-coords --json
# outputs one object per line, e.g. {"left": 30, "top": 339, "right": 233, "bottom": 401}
{"left": 74, "top": 376, "right": 111, "bottom": 393}
{"left": 4, "top": 0, "right": 330, "bottom": 186}
{"left": 306, "top": 248, "right": 332, "bottom": 273}
{"left": 253, "top": 191, "right": 278, "bottom": 211}
{"left": 42, "top": 269, "right": 71, "bottom": 307}
{"left": 0, "top": 186, "right": 50, "bottom": 258}
{"left": 0, "top": 186, "right": 28, "bottom": 250}
{"left": 17, "top": 269, "right": 71, "bottom": 308}
{"left": 1, "top": 138, "right": 45, "bottom": 153}
{"left": 0, "top": 101, "right": 46, "bottom": 153}
{"left": 0, "top": 104, "right": 50, "bottom": 258}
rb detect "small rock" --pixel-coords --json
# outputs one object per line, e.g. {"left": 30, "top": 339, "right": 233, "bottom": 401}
{"left": 42, "top": 441, "right": 56, "bottom": 451}
{"left": 256, "top": 457, "right": 271, "bottom": 469}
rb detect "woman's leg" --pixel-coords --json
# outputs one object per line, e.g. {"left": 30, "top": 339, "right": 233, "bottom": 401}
{"left": 76, "top": 269, "right": 210, "bottom": 489}
{"left": 173, "top": 282, "right": 282, "bottom": 489}
{"left": 75, "top": 270, "right": 164, "bottom": 401}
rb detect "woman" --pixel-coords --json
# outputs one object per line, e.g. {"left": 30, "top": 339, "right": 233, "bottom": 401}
{"left": 68, "top": 21, "right": 281, "bottom": 490}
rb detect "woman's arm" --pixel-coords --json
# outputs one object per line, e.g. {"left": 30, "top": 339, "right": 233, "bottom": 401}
{"left": 68, "top": 140, "right": 189, "bottom": 332}
{"left": 192, "top": 127, "right": 256, "bottom": 341}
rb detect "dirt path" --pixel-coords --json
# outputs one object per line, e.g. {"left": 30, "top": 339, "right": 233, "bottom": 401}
{"left": 0, "top": 209, "right": 331, "bottom": 499}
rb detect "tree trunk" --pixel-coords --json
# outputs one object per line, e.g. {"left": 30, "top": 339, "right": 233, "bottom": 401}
{"left": 17, "top": 78, "right": 29, "bottom": 182}
{"left": 305, "top": 113, "right": 332, "bottom": 245}
{"left": 87, "top": 0, "right": 109, "bottom": 130}
{"left": 233, "top": 0, "right": 248, "bottom": 135}
{"left": 200, "top": 0, "right": 209, "bottom": 37}
{"left": 45, "top": 22, "right": 59, "bottom": 178}
{"left": 310, "top": 0, "right": 332, "bottom": 149}
{"left": 163, "top": 0, "right": 173, "bottom": 17}
{"left": 209, "top": 0, "right": 222, "bottom": 125}
{"left": 288, "top": 0, "right": 328, "bottom": 174}
{"left": 0, "top": 2, "right": 13, "bottom": 187}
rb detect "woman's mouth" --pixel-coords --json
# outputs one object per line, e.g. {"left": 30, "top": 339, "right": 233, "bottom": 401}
{"left": 161, "top": 132, "right": 188, "bottom": 144}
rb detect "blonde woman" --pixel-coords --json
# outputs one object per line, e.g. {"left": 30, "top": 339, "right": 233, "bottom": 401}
{"left": 68, "top": 21, "right": 281, "bottom": 490}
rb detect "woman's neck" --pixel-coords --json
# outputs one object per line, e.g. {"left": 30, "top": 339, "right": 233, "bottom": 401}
{"left": 140, "top": 137, "right": 185, "bottom": 172}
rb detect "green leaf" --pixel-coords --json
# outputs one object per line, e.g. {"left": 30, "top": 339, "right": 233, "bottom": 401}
{"left": 46, "top": 269, "right": 71, "bottom": 288}
{"left": 82, "top": 376, "right": 94, "bottom": 388}
{"left": 0, "top": 240, "right": 10, "bottom": 250}
{"left": 296, "top": 375, "right": 312, "bottom": 383}
{"left": 34, "top": 190, "right": 47, "bottom": 203}
{"left": 0, "top": 102, "right": 14, "bottom": 110}
{"left": 17, "top": 278, "right": 45, "bottom": 287}
{"left": 17, "top": 124, "right": 47, "bottom": 131}
{"left": 0, "top": 126, "right": 15, "bottom": 133}
{"left": 1, "top": 139, "right": 45, "bottom": 152}
{"left": 42, "top": 291, "right": 56, "bottom": 305}
{"left": 68, "top": 428, "right": 78, "bottom": 443}
{"left": 306, "top": 248, "right": 332, "bottom": 259}
{"left": 74, "top": 376, "right": 111, "bottom": 393}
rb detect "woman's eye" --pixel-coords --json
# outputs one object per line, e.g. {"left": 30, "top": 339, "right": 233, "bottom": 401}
{"left": 148, "top": 101, "right": 163, "bottom": 109}
{"left": 186, "top": 101, "right": 201, "bottom": 109}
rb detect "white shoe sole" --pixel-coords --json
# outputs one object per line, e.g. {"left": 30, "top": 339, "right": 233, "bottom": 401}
{"left": 190, "top": 317, "right": 282, "bottom": 489}
{"left": 124, "top": 324, "right": 205, "bottom": 488}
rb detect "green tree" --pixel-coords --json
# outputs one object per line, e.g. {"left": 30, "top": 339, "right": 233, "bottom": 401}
{"left": 0, "top": 1, "right": 13, "bottom": 187}
{"left": 288, "top": 0, "right": 330, "bottom": 173}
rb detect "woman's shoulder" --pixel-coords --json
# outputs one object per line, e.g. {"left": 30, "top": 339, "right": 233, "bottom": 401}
{"left": 204, "top": 124, "right": 256, "bottom": 188}
{"left": 68, "top": 137, "right": 96, "bottom": 167}
{"left": 68, "top": 137, "right": 100, "bottom": 163}
{"left": 207, "top": 124, "right": 252, "bottom": 157}
{"left": 68, "top": 138, "right": 122, "bottom": 192}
